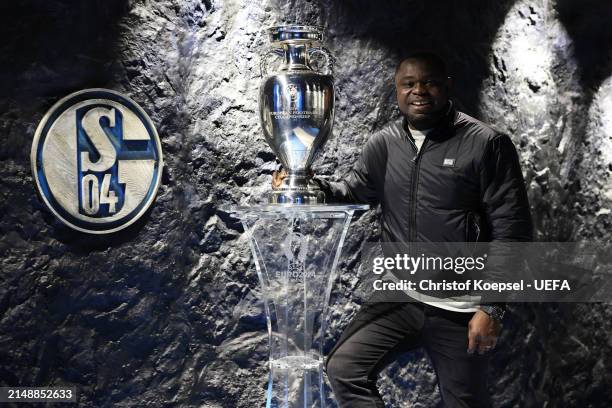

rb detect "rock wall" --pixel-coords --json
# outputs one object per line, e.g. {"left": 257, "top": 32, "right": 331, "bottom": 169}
{"left": 0, "top": 0, "right": 610, "bottom": 406}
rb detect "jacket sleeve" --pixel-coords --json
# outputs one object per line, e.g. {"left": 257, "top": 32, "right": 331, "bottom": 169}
{"left": 478, "top": 134, "right": 533, "bottom": 308}
{"left": 315, "top": 134, "right": 384, "bottom": 205}
{"left": 480, "top": 134, "right": 533, "bottom": 242}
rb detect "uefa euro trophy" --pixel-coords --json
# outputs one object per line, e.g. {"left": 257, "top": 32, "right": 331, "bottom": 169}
{"left": 229, "top": 25, "right": 368, "bottom": 408}
{"left": 259, "top": 25, "right": 334, "bottom": 204}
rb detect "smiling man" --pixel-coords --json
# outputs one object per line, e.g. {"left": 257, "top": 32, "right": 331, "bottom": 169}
{"left": 396, "top": 54, "right": 450, "bottom": 130}
{"left": 273, "top": 51, "right": 532, "bottom": 407}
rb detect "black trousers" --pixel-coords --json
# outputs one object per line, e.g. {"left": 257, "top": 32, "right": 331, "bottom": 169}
{"left": 325, "top": 301, "right": 493, "bottom": 408}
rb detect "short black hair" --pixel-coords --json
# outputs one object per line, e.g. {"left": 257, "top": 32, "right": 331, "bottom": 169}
{"left": 395, "top": 51, "right": 448, "bottom": 77}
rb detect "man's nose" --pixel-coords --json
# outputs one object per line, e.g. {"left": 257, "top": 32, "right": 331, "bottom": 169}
{"left": 413, "top": 81, "right": 428, "bottom": 94}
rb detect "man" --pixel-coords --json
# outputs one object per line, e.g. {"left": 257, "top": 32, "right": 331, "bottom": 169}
{"left": 273, "top": 52, "right": 532, "bottom": 407}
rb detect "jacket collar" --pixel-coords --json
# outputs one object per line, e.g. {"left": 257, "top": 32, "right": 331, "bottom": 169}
{"left": 401, "top": 101, "right": 458, "bottom": 143}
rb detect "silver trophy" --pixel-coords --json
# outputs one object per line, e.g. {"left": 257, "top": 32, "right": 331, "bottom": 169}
{"left": 259, "top": 25, "right": 335, "bottom": 204}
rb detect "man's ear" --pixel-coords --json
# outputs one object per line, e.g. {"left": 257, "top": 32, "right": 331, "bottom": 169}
{"left": 446, "top": 76, "right": 453, "bottom": 92}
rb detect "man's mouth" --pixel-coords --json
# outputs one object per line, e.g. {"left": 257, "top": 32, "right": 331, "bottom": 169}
{"left": 411, "top": 100, "right": 433, "bottom": 107}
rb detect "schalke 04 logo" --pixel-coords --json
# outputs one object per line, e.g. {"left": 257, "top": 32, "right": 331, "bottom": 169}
{"left": 31, "top": 89, "right": 164, "bottom": 234}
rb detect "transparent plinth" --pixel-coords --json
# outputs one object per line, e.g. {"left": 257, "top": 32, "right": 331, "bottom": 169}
{"left": 230, "top": 204, "right": 368, "bottom": 408}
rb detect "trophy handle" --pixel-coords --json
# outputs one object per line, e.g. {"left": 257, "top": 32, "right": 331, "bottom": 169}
{"left": 308, "top": 47, "right": 335, "bottom": 76}
{"left": 260, "top": 48, "right": 285, "bottom": 77}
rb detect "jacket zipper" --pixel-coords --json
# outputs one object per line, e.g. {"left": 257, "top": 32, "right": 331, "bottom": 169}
{"left": 408, "top": 136, "right": 427, "bottom": 242}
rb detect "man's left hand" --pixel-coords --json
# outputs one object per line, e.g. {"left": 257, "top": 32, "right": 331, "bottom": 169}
{"left": 467, "top": 310, "right": 501, "bottom": 355}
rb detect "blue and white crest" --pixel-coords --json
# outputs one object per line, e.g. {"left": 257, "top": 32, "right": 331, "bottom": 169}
{"left": 31, "top": 89, "right": 163, "bottom": 234}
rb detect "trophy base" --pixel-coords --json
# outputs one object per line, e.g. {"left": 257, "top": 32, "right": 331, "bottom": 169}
{"left": 268, "top": 189, "right": 326, "bottom": 205}
{"left": 269, "top": 173, "right": 326, "bottom": 204}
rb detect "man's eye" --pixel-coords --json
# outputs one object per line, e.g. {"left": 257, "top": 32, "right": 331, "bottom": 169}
{"left": 403, "top": 82, "right": 415, "bottom": 88}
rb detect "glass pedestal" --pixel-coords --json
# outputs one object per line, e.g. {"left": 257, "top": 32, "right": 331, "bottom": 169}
{"left": 230, "top": 204, "right": 368, "bottom": 408}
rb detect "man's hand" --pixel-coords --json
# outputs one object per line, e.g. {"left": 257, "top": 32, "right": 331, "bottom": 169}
{"left": 467, "top": 310, "right": 501, "bottom": 355}
{"left": 272, "top": 168, "right": 287, "bottom": 190}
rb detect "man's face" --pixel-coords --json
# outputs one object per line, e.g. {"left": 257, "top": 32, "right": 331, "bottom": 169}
{"left": 395, "top": 58, "right": 451, "bottom": 129}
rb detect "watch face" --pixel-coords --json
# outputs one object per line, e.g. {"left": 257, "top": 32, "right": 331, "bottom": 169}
{"left": 31, "top": 89, "right": 163, "bottom": 234}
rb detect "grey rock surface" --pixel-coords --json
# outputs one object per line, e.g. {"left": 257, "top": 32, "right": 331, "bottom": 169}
{"left": 0, "top": 0, "right": 611, "bottom": 407}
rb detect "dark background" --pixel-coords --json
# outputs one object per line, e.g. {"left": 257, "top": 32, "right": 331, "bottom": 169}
{"left": 1, "top": 0, "right": 611, "bottom": 406}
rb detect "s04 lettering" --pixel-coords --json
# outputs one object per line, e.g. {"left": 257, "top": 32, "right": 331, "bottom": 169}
{"left": 31, "top": 89, "right": 163, "bottom": 234}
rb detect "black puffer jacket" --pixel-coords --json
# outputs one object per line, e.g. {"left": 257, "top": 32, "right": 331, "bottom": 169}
{"left": 319, "top": 104, "right": 533, "bottom": 244}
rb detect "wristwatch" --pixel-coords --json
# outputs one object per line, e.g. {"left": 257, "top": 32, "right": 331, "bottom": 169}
{"left": 480, "top": 305, "right": 506, "bottom": 322}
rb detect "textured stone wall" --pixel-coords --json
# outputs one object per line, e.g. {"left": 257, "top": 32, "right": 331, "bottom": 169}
{"left": 1, "top": 0, "right": 611, "bottom": 407}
